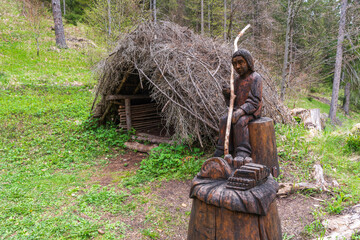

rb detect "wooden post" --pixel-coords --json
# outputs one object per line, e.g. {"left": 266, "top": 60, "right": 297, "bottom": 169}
{"left": 125, "top": 98, "right": 132, "bottom": 131}
{"left": 248, "top": 117, "right": 280, "bottom": 178}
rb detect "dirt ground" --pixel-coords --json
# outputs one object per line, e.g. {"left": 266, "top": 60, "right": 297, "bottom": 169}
{"left": 90, "top": 150, "right": 332, "bottom": 239}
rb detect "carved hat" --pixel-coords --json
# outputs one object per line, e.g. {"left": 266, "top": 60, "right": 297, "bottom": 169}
{"left": 232, "top": 49, "right": 255, "bottom": 72}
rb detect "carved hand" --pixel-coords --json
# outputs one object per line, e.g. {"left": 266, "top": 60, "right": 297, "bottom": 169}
{"left": 232, "top": 109, "right": 245, "bottom": 124}
{"left": 222, "top": 85, "right": 230, "bottom": 99}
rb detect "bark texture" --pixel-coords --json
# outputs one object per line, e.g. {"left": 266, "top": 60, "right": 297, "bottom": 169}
{"left": 343, "top": 81, "right": 350, "bottom": 115}
{"left": 187, "top": 197, "right": 282, "bottom": 240}
{"left": 51, "top": 0, "right": 67, "bottom": 49}
{"left": 248, "top": 117, "right": 279, "bottom": 177}
{"left": 201, "top": 0, "right": 204, "bottom": 35}
{"left": 329, "top": 0, "right": 347, "bottom": 123}
{"left": 280, "top": 0, "right": 292, "bottom": 101}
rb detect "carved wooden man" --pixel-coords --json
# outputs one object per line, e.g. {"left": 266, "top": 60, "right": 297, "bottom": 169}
{"left": 214, "top": 49, "right": 262, "bottom": 160}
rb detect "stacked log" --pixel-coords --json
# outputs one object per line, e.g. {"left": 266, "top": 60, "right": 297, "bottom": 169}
{"left": 118, "top": 103, "right": 163, "bottom": 131}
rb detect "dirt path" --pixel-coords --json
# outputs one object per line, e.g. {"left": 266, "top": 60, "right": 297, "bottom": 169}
{"left": 89, "top": 150, "right": 332, "bottom": 239}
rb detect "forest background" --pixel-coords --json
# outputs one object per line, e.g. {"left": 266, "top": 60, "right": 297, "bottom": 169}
{"left": 1, "top": 0, "right": 360, "bottom": 239}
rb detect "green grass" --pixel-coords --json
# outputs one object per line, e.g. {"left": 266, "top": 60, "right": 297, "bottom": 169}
{"left": 276, "top": 95, "right": 360, "bottom": 238}
{"left": 0, "top": 1, "right": 134, "bottom": 238}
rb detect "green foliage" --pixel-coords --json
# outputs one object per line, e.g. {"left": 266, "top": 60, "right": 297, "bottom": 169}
{"left": 84, "top": 0, "right": 145, "bottom": 43}
{"left": 79, "top": 185, "right": 129, "bottom": 213}
{"left": 346, "top": 134, "right": 360, "bottom": 153}
{"left": 303, "top": 208, "right": 326, "bottom": 238}
{"left": 141, "top": 228, "right": 160, "bottom": 239}
{"left": 282, "top": 233, "right": 295, "bottom": 240}
{"left": 352, "top": 231, "right": 360, "bottom": 240}
{"left": 325, "top": 192, "right": 349, "bottom": 214}
{"left": 275, "top": 123, "right": 313, "bottom": 181}
{"left": 124, "top": 144, "right": 204, "bottom": 187}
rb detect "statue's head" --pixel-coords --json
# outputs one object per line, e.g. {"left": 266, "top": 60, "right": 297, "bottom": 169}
{"left": 232, "top": 49, "right": 254, "bottom": 76}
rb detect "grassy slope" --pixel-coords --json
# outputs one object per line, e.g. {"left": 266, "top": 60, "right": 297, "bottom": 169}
{"left": 0, "top": 1, "right": 131, "bottom": 239}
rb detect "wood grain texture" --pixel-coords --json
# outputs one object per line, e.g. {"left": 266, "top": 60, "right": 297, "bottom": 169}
{"left": 248, "top": 117, "right": 280, "bottom": 178}
{"left": 189, "top": 175, "right": 278, "bottom": 216}
{"left": 187, "top": 199, "right": 282, "bottom": 240}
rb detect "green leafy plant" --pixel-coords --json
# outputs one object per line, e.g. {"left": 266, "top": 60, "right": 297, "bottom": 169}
{"left": 346, "top": 134, "right": 360, "bottom": 153}
{"left": 123, "top": 144, "right": 204, "bottom": 187}
{"left": 303, "top": 208, "right": 326, "bottom": 238}
{"left": 325, "top": 192, "right": 349, "bottom": 214}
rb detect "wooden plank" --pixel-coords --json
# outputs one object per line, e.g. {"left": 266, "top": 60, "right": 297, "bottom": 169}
{"left": 106, "top": 94, "right": 151, "bottom": 101}
{"left": 125, "top": 99, "right": 132, "bottom": 130}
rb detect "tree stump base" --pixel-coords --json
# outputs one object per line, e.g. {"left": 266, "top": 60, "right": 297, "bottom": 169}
{"left": 188, "top": 175, "right": 282, "bottom": 240}
{"left": 188, "top": 198, "right": 281, "bottom": 240}
{"left": 249, "top": 117, "right": 280, "bottom": 178}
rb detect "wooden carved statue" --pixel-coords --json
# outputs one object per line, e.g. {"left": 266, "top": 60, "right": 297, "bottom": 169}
{"left": 187, "top": 48, "right": 282, "bottom": 240}
{"left": 214, "top": 49, "right": 262, "bottom": 162}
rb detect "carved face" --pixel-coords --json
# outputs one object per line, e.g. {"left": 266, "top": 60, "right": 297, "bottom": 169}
{"left": 232, "top": 56, "right": 249, "bottom": 76}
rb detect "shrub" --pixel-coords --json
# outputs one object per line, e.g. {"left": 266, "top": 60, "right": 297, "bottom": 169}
{"left": 346, "top": 135, "right": 360, "bottom": 153}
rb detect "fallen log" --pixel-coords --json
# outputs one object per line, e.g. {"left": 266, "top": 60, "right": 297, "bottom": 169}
{"left": 124, "top": 142, "right": 158, "bottom": 153}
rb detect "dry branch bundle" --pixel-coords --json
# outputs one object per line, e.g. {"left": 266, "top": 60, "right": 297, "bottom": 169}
{"left": 92, "top": 21, "right": 294, "bottom": 145}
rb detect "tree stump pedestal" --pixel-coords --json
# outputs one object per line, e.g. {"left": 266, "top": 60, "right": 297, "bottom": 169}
{"left": 249, "top": 117, "right": 280, "bottom": 178}
{"left": 188, "top": 198, "right": 281, "bottom": 240}
{"left": 187, "top": 175, "right": 282, "bottom": 240}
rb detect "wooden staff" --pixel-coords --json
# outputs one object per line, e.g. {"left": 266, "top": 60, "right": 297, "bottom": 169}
{"left": 224, "top": 24, "right": 251, "bottom": 155}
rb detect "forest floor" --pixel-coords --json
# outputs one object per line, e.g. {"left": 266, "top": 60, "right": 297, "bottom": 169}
{"left": 1, "top": 0, "right": 360, "bottom": 239}
{"left": 86, "top": 150, "right": 332, "bottom": 240}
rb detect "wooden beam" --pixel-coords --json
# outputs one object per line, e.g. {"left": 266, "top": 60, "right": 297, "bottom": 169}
{"left": 125, "top": 98, "right": 132, "bottom": 130}
{"left": 106, "top": 94, "right": 150, "bottom": 101}
{"left": 133, "top": 82, "right": 142, "bottom": 95}
{"left": 115, "top": 71, "right": 130, "bottom": 93}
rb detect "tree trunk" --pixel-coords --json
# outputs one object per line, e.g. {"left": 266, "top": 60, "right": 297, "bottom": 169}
{"left": 153, "top": 0, "right": 157, "bottom": 23}
{"left": 227, "top": 0, "right": 233, "bottom": 40}
{"left": 329, "top": 0, "right": 347, "bottom": 123}
{"left": 208, "top": 2, "right": 211, "bottom": 34}
{"left": 201, "top": 0, "right": 204, "bottom": 35}
{"left": 223, "top": 0, "right": 227, "bottom": 41}
{"left": 63, "top": 0, "right": 65, "bottom": 16}
{"left": 253, "top": 0, "right": 260, "bottom": 49}
{"left": 343, "top": 81, "right": 350, "bottom": 115}
{"left": 280, "top": 0, "right": 292, "bottom": 101}
{"left": 107, "top": 0, "right": 111, "bottom": 36}
{"left": 51, "top": 0, "right": 67, "bottom": 49}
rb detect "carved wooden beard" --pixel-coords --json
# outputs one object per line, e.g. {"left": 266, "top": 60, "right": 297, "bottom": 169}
{"left": 232, "top": 56, "right": 249, "bottom": 77}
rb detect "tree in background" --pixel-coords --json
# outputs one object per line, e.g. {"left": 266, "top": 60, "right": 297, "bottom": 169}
{"left": 329, "top": 0, "right": 347, "bottom": 123}
{"left": 51, "top": 0, "right": 68, "bottom": 48}
{"left": 85, "top": 0, "right": 144, "bottom": 42}
{"left": 23, "top": 0, "right": 47, "bottom": 56}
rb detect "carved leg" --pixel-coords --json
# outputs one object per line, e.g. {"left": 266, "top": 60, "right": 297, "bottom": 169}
{"left": 233, "top": 115, "right": 254, "bottom": 158}
{"left": 214, "top": 114, "right": 233, "bottom": 157}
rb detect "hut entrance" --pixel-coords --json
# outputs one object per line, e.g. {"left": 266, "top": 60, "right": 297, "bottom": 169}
{"left": 102, "top": 69, "right": 171, "bottom": 137}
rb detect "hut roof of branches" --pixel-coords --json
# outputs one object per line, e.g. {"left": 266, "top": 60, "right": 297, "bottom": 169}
{"left": 92, "top": 21, "right": 294, "bottom": 145}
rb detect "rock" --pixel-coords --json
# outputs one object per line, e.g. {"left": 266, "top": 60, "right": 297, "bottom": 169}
{"left": 320, "top": 204, "right": 360, "bottom": 239}
{"left": 351, "top": 123, "right": 360, "bottom": 135}
{"left": 291, "top": 108, "right": 307, "bottom": 116}
{"left": 291, "top": 108, "right": 323, "bottom": 131}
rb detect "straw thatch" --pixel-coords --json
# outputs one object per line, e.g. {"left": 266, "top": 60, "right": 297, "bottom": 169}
{"left": 92, "top": 21, "right": 294, "bottom": 145}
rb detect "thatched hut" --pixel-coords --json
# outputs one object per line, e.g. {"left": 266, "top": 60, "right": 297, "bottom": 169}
{"left": 92, "top": 21, "right": 293, "bottom": 145}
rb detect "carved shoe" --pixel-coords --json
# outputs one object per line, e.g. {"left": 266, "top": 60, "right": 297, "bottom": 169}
{"left": 213, "top": 149, "right": 224, "bottom": 157}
